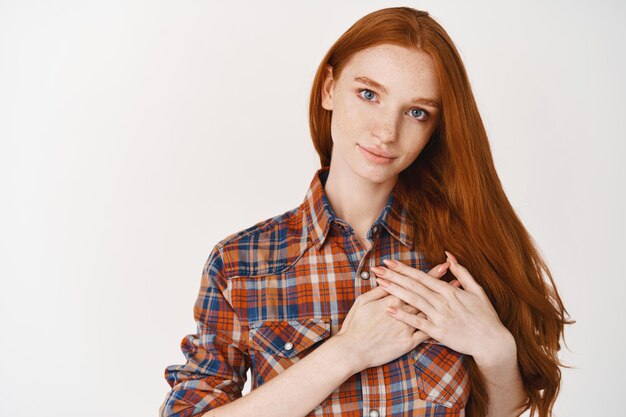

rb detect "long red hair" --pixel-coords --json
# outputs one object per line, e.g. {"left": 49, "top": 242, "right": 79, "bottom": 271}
{"left": 308, "top": 7, "right": 574, "bottom": 417}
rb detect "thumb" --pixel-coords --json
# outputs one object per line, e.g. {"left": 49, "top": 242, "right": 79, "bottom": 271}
{"left": 445, "top": 251, "right": 483, "bottom": 295}
{"left": 427, "top": 262, "right": 450, "bottom": 279}
{"left": 359, "top": 284, "right": 392, "bottom": 303}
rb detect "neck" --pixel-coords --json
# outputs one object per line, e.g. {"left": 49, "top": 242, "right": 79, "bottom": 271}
{"left": 323, "top": 167, "right": 397, "bottom": 232}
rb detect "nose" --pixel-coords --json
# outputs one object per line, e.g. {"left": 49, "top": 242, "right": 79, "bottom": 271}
{"left": 373, "top": 111, "right": 399, "bottom": 143}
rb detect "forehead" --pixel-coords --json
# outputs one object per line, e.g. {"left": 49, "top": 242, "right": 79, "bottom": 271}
{"left": 340, "top": 44, "right": 440, "bottom": 98}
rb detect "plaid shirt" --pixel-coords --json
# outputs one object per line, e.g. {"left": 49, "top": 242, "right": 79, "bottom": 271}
{"left": 160, "top": 166, "right": 470, "bottom": 417}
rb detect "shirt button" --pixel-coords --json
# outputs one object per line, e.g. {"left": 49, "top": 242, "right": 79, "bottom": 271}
{"left": 284, "top": 342, "right": 293, "bottom": 351}
{"left": 360, "top": 270, "right": 370, "bottom": 280}
{"left": 369, "top": 410, "right": 380, "bottom": 417}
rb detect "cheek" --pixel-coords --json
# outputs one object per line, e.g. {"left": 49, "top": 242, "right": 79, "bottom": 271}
{"left": 331, "top": 102, "right": 364, "bottom": 144}
{"left": 400, "top": 138, "right": 429, "bottom": 164}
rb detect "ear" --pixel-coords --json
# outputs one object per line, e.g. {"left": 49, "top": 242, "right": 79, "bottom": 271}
{"left": 321, "top": 64, "right": 334, "bottom": 111}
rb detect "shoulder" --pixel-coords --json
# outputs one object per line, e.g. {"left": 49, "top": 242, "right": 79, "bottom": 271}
{"left": 208, "top": 203, "right": 311, "bottom": 278}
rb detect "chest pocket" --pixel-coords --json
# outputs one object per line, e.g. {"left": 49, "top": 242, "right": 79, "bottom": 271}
{"left": 412, "top": 339, "right": 470, "bottom": 411}
{"left": 248, "top": 317, "right": 331, "bottom": 408}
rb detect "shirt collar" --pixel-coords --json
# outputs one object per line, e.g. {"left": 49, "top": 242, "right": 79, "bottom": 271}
{"left": 304, "top": 166, "right": 414, "bottom": 251}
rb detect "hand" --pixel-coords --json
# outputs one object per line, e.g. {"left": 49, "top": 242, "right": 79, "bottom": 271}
{"left": 335, "top": 261, "right": 451, "bottom": 373}
{"left": 337, "top": 261, "right": 454, "bottom": 336}
{"left": 372, "top": 251, "right": 513, "bottom": 364}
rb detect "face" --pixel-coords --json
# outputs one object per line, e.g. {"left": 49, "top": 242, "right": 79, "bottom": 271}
{"left": 321, "top": 43, "right": 441, "bottom": 185}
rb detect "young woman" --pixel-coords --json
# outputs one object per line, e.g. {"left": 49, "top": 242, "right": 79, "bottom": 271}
{"left": 160, "top": 7, "right": 572, "bottom": 417}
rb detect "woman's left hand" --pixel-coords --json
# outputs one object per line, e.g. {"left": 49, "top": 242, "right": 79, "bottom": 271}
{"left": 371, "top": 251, "right": 515, "bottom": 364}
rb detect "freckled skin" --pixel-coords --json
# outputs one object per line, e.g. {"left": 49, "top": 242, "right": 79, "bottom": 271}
{"left": 320, "top": 43, "right": 441, "bottom": 187}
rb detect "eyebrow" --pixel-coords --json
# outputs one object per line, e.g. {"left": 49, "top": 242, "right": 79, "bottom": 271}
{"left": 353, "top": 76, "right": 441, "bottom": 109}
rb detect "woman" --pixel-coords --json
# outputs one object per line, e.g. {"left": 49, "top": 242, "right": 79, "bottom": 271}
{"left": 160, "top": 7, "right": 572, "bottom": 417}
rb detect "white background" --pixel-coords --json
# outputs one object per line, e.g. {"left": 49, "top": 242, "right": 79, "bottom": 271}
{"left": 1, "top": 1, "right": 624, "bottom": 416}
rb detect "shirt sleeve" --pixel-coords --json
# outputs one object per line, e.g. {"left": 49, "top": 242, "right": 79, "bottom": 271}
{"left": 159, "top": 244, "right": 250, "bottom": 417}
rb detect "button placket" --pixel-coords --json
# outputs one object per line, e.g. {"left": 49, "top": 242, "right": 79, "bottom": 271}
{"left": 355, "top": 230, "right": 379, "bottom": 283}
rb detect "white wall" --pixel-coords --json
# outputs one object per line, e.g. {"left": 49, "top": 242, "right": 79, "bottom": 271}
{"left": 1, "top": 1, "right": 624, "bottom": 416}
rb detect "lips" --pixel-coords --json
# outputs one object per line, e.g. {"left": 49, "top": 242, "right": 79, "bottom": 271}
{"left": 358, "top": 144, "right": 396, "bottom": 159}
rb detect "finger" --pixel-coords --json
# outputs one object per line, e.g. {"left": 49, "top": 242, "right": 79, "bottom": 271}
{"left": 411, "top": 329, "right": 431, "bottom": 348}
{"left": 386, "top": 295, "right": 419, "bottom": 315}
{"left": 377, "top": 278, "right": 438, "bottom": 318}
{"left": 358, "top": 284, "right": 392, "bottom": 303}
{"left": 382, "top": 259, "right": 455, "bottom": 297}
{"left": 384, "top": 258, "right": 446, "bottom": 283}
{"left": 444, "top": 250, "right": 459, "bottom": 263}
{"left": 450, "top": 279, "right": 463, "bottom": 289}
{"left": 400, "top": 304, "right": 419, "bottom": 315}
{"left": 445, "top": 251, "right": 484, "bottom": 296}
{"left": 374, "top": 266, "right": 445, "bottom": 310}
{"left": 340, "top": 287, "right": 387, "bottom": 334}
{"left": 426, "top": 262, "right": 450, "bottom": 278}
{"left": 387, "top": 305, "right": 437, "bottom": 336}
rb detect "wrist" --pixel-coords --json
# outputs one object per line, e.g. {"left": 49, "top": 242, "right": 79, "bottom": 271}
{"left": 327, "top": 333, "right": 364, "bottom": 375}
{"left": 473, "top": 328, "right": 517, "bottom": 369}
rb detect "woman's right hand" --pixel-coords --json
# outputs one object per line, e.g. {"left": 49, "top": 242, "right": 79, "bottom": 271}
{"left": 335, "top": 262, "right": 455, "bottom": 373}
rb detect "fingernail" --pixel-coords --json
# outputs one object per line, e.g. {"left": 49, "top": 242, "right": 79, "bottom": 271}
{"left": 377, "top": 278, "right": 389, "bottom": 287}
{"left": 444, "top": 250, "right": 455, "bottom": 263}
{"left": 382, "top": 259, "right": 398, "bottom": 267}
{"left": 436, "top": 264, "right": 446, "bottom": 274}
{"left": 387, "top": 306, "right": 397, "bottom": 314}
{"left": 370, "top": 266, "right": 384, "bottom": 274}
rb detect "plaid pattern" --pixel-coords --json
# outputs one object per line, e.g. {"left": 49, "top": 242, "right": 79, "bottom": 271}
{"left": 160, "top": 166, "right": 470, "bottom": 416}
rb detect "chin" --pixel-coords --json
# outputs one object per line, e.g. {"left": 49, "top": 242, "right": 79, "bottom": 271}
{"left": 353, "top": 163, "right": 398, "bottom": 184}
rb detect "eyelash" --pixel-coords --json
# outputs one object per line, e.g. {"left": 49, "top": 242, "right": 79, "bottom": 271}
{"left": 356, "top": 88, "right": 430, "bottom": 122}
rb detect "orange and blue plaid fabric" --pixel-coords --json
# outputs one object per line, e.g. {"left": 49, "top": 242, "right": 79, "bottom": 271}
{"left": 160, "top": 166, "right": 470, "bottom": 416}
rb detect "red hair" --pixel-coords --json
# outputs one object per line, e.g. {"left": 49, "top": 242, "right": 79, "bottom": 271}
{"left": 308, "top": 7, "right": 574, "bottom": 417}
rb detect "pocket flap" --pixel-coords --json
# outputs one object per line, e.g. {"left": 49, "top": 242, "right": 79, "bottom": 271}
{"left": 249, "top": 318, "right": 331, "bottom": 359}
{"left": 413, "top": 338, "right": 470, "bottom": 410}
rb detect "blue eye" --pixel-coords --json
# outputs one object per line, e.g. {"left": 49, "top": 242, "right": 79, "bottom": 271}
{"left": 410, "top": 108, "right": 428, "bottom": 120}
{"left": 358, "top": 89, "right": 377, "bottom": 101}
{"left": 357, "top": 88, "right": 430, "bottom": 122}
